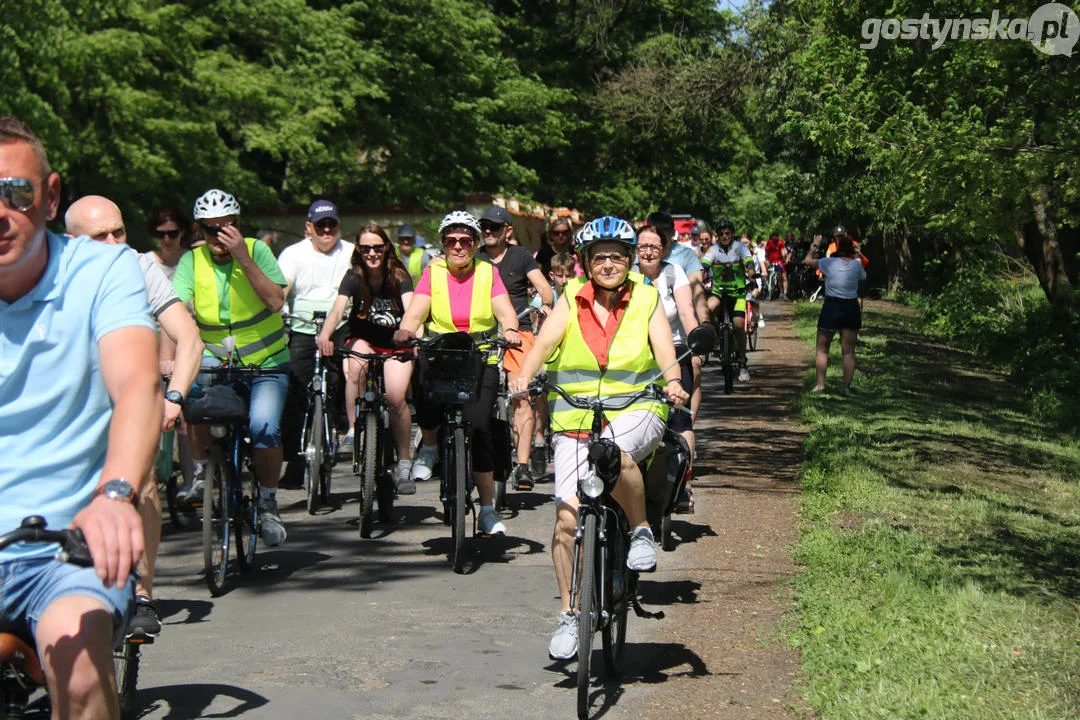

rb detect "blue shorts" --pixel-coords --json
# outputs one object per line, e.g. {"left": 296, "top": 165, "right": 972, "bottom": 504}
{"left": 0, "top": 556, "right": 134, "bottom": 644}
{"left": 817, "top": 297, "right": 862, "bottom": 333}
{"left": 199, "top": 357, "right": 289, "bottom": 449}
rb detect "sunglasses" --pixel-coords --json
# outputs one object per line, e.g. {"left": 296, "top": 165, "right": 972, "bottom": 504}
{"left": 480, "top": 222, "right": 507, "bottom": 234}
{"left": 444, "top": 236, "right": 475, "bottom": 248}
{"left": 153, "top": 229, "right": 181, "bottom": 240}
{"left": 314, "top": 220, "right": 339, "bottom": 233}
{"left": 590, "top": 252, "right": 628, "bottom": 266}
{"left": 200, "top": 221, "right": 236, "bottom": 237}
{"left": 357, "top": 244, "right": 386, "bottom": 255}
{"left": 0, "top": 177, "right": 35, "bottom": 212}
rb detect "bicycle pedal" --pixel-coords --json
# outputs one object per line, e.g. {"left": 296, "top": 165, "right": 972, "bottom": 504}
{"left": 125, "top": 632, "right": 155, "bottom": 645}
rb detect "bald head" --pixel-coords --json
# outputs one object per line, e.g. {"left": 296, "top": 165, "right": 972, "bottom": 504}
{"left": 65, "top": 195, "right": 127, "bottom": 245}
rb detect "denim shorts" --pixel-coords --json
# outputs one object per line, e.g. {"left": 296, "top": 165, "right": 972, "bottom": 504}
{"left": 199, "top": 357, "right": 289, "bottom": 449}
{"left": 817, "top": 297, "right": 862, "bottom": 333}
{"left": 0, "top": 556, "right": 134, "bottom": 643}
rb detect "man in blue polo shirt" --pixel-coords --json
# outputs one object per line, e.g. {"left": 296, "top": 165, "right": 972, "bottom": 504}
{"left": 0, "top": 116, "right": 161, "bottom": 719}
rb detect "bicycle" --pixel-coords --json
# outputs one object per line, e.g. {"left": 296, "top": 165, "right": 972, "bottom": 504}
{"left": 337, "top": 345, "right": 415, "bottom": 538}
{"left": 284, "top": 311, "right": 338, "bottom": 515}
{"left": 766, "top": 262, "right": 784, "bottom": 300}
{"left": 412, "top": 331, "right": 510, "bottom": 573}
{"left": 744, "top": 290, "right": 760, "bottom": 353}
{"left": 522, "top": 382, "right": 678, "bottom": 718}
{"left": 492, "top": 306, "right": 540, "bottom": 512}
{"left": 709, "top": 284, "right": 751, "bottom": 394}
{"left": 184, "top": 362, "right": 270, "bottom": 597}
{"left": 0, "top": 516, "right": 145, "bottom": 720}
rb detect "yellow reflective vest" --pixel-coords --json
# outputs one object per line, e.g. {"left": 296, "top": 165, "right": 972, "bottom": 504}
{"left": 547, "top": 276, "right": 668, "bottom": 433}
{"left": 192, "top": 238, "right": 287, "bottom": 365}
{"left": 426, "top": 258, "right": 498, "bottom": 364}
{"left": 402, "top": 247, "right": 426, "bottom": 285}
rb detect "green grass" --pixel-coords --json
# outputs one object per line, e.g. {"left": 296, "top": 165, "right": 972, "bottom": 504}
{"left": 788, "top": 301, "right": 1080, "bottom": 720}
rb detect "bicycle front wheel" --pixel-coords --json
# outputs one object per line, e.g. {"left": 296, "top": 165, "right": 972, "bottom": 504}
{"left": 235, "top": 464, "right": 258, "bottom": 571}
{"left": 305, "top": 394, "right": 324, "bottom": 515}
{"left": 576, "top": 511, "right": 598, "bottom": 718}
{"left": 358, "top": 409, "right": 379, "bottom": 538}
{"left": 113, "top": 638, "right": 139, "bottom": 720}
{"left": 202, "top": 447, "right": 231, "bottom": 596}
{"left": 450, "top": 425, "right": 468, "bottom": 573}
{"left": 721, "top": 327, "right": 735, "bottom": 394}
{"left": 602, "top": 524, "right": 629, "bottom": 677}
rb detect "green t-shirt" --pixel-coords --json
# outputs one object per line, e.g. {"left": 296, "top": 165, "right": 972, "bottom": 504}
{"left": 173, "top": 240, "right": 290, "bottom": 367}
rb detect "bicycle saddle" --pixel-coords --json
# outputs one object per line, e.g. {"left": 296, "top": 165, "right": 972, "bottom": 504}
{"left": 0, "top": 632, "right": 45, "bottom": 685}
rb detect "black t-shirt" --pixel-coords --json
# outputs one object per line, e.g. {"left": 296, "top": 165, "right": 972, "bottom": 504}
{"left": 476, "top": 245, "right": 540, "bottom": 331}
{"left": 337, "top": 268, "right": 414, "bottom": 348}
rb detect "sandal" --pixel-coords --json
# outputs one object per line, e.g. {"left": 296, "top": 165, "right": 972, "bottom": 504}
{"left": 674, "top": 487, "right": 695, "bottom": 514}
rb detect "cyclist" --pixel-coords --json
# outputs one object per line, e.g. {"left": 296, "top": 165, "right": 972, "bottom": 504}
{"left": 476, "top": 206, "right": 554, "bottom": 491}
{"left": 278, "top": 200, "right": 354, "bottom": 487}
{"left": 392, "top": 211, "right": 522, "bottom": 537}
{"left": 534, "top": 217, "right": 581, "bottom": 279}
{"left": 703, "top": 219, "right": 757, "bottom": 382}
{"left": 172, "top": 189, "right": 290, "bottom": 547}
{"left": 65, "top": 194, "right": 205, "bottom": 637}
{"left": 317, "top": 224, "right": 415, "bottom": 492}
{"left": 145, "top": 205, "right": 192, "bottom": 281}
{"left": 396, "top": 223, "right": 432, "bottom": 285}
{"left": 0, "top": 116, "right": 161, "bottom": 719}
{"left": 634, "top": 223, "right": 700, "bottom": 512}
{"left": 740, "top": 232, "right": 765, "bottom": 329}
{"left": 764, "top": 231, "right": 788, "bottom": 299}
{"left": 509, "top": 216, "right": 688, "bottom": 661}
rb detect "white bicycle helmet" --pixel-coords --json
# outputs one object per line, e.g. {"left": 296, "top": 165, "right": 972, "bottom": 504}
{"left": 193, "top": 189, "right": 241, "bottom": 220}
{"left": 575, "top": 216, "right": 637, "bottom": 254}
{"left": 438, "top": 210, "right": 481, "bottom": 239}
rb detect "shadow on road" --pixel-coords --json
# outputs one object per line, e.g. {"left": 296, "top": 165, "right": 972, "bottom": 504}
{"left": 134, "top": 683, "right": 268, "bottom": 719}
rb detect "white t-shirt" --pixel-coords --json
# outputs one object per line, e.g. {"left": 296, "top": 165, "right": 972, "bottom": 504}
{"left": 818, "top": 256, "right": 866, "bottom": 299}
{"left": 278, "top": 237, "right": 355, "bottom": 334}
{"left": 647, "top": 262, "right": 690, "bottom": 346}
{"left": 143, "top": 250, "right": 178, "bottom": 282}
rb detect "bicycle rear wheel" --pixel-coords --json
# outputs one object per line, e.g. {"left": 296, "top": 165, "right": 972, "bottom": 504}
{"left": 235, "top": 464, "right": 258, "bottom": 571}
{"left": 747, "top": 313, "right": 758, "bottom": 352}
{"left": 113, "top": 638, "right": 139, "bottom": 720}
{"left": 358, "top": 409, "right": 379, "bottom": 538}
{"left": 576, "top": 512, "right": 598, "bottom": 719}
{"left": 492, "top": 416, "right": 511, "bottom": 512}
{"left": 602, "top": 525, "right": 629, "bottom": 677}
{"left": 450, "top": 425, "right": 468, "bottom": 574}
{"left": 376, "top": 419, "right": 396, "bottom": 523}
{"left": 721, "top": 327, "right": 735, "bottom": 394}
{"left": 304, "top": 395, "right": 324, "bottom": 515}
{"left": 202, "top": 447, "right": 231, "bottom": 596}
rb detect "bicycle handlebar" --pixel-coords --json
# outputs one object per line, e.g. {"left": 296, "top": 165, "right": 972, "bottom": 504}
{"left": 0, "top": 517, "right": 94, "bottom": 567}
{"left": 522, "top": 380, "right": 685, "bottom": 414}
{"left": 336, "top": 347, "right": 414, "bottom": 362}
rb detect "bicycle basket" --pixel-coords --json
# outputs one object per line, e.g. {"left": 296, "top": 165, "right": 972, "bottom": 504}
{"left": 417, "top": 332, "right": 485, "bottom": 404}
{"left": 182, "top": 385, "right": 248, "bottom": 424}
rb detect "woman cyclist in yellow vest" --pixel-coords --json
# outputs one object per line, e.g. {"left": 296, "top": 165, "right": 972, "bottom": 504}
{"left": 508, "top": 216, "right": 688, "bottom": 661}
{"left": 172, "top": 189, "right": 290, "bottom": 548}
{"left": 392, "top": 211, "right": 522, "bottom": 537}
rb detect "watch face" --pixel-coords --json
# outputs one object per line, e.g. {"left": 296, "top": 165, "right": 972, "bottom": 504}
{"left": 166, "top": 390, "right": 185, "bottom": 405}
{"left": 104, "top": 479, "right": 134, "bottom": 499}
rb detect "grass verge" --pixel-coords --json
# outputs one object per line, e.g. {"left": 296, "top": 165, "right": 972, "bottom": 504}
{"left": 788, "top": 300, "right": 1080, "bottom": 719}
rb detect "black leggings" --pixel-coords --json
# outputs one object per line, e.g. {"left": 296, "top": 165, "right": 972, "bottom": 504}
{"left": 414, "top": 364, "right": 499, "bottom": 473}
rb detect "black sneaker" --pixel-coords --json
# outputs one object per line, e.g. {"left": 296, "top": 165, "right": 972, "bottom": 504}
{"left": 512, "top": 463, "right": 534, "bottom": 491}
{"left": 129, "top": 595, "right": 161, "bottom": 638}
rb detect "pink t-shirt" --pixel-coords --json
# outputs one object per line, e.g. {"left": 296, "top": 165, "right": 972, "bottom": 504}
{"left": 415, "top": 262, "right": 508, "bottom": 332}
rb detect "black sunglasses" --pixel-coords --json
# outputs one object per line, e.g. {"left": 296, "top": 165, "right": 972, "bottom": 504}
{"left": 200, "top": 221, "right": 236, "bottom": 236}
{"left": 154, "top": 229, "right": 181, "bottom": 240}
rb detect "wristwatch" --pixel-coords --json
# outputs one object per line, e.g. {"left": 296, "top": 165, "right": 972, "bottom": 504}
{"left": 165, "top": 390, "right": 185, "bottom": 406}
{"left": 94, "top": 478, "right": 137, "bottom": 506}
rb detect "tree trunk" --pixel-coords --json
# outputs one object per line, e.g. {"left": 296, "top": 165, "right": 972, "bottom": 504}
{"left": 882, "top": 222, "right": 912, "bottom": 294}
{"left": 1019, "top": 185, "right": 1078, "bottom": 313}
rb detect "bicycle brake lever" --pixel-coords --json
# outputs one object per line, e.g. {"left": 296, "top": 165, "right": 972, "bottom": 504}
{"left": 58, "top": 530, "right": 94, "bottom": 568}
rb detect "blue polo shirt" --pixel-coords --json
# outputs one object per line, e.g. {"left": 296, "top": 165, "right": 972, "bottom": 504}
{"left": 665, "top": 242, "right": 704, "bottom": 276}
{"left": 0, "top": 232, "right": 152, "bottom": 560}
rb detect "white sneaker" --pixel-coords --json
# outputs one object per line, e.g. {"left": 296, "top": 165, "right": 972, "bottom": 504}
{"left": 258, "top": 498, "right": 287, "bottom": 547}
{"left": 738, "top": 366, "right": 751, "bottom": 383}
{"left": 549, "top": 611, "right": 578, "bottom": 660}
{"left": 477, "top": 507, "right": 506, "bottom": 536}
{"left": 396, "top": 460, "right": 415, "bottom": 495}
{"left": 758, "top": 316, "right": 766, "bottom": 328}
{"left": 338, "top": 432, "right": 353, "bottom": 458}
{"left": 176, "top": 467, "right": 206, "bottom": 504}
{"left": 410, "top": 444, "right": 438, "bottom": 481}
{"left": 626, "top": 526, "right": 657, "bottom": 572}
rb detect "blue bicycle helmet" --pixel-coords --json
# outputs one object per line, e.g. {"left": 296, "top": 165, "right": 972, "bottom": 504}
{"left": 575, "top": 216, "right": 637, "bottom": 254}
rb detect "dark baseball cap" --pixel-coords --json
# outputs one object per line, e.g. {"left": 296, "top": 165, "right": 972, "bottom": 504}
{"left": 480, "top": 206, "right": 513, "bottom": 225}
{"left": 307, "top": 199, "right": 338, "bottom": 223}
{"left": 397, "top": 223, "right": 416, "bottom": 239}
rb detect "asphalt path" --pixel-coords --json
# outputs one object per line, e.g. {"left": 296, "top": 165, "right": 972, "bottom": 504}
{"left": 138, "top": 456, "right": 683, "bottom": 719}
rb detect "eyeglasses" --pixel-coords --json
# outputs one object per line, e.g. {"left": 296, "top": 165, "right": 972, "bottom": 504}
{"left": 0, "top": 178, "right": 35, "bottom": 212}
{"left": 637, "top": 244, "right": 663, "bottom": 254}
{"left": 357, "top": 245, "right": 386, "bottom": 255}
{"left": 200, "top": 221, "right": 236, "bottom": 236}
{"left": 550, "top": 229, "right": 570, "bottom": 236}
{"left": 444, "top": 235, "right": 475, "bottom": 248}
{"left": 314, "top": 220, "right": 339, "bottom": 233}
{"left": 154, "top": 229, "right": 181, "bottom": 240}
{"left": 590, "top": 252, "right": 629, "bottom": 266}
